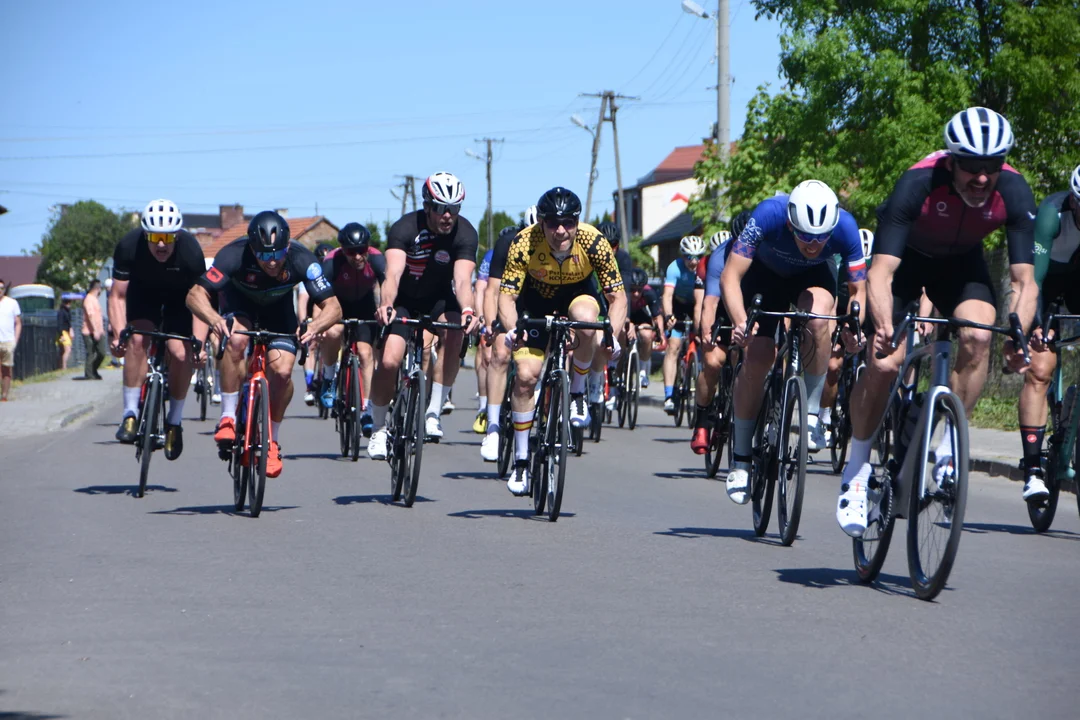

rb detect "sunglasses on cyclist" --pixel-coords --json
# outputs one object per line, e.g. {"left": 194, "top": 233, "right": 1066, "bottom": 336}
{"left": 953, "top": 155, "right": 1005, "bottom": 175}
{"left": 792, "top": 229, "right": 832, "bottom": 245}
{"left": 543, "top": 216, "right": 579, "bottom": 231}
{"left": 426, "top": 201, "right": 462, "bottom": 217}
{"left": 147, "top": 232, "right": 177, "bottom": 245}
{"left": 342, "top": 247, "right": 368, "bottom": 257}
{"left": 254, "top": 248, "right": 288, "bottom": 262}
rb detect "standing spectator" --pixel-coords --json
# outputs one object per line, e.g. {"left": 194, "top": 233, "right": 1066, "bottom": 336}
{"left": 57, "top": 297, "right": 73, "bottom": 370}
{"left": 81, "top": 279, "right": 107, "bottom": 380}
{"left": 0, "top": 278, "right": 22, "bottom": 401}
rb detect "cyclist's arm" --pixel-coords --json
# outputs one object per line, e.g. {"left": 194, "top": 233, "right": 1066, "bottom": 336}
{"left": 380, "top": 248, "right": 406, "bottom": 310}
{"left": 661, "top": 262, "right": 677, "bottom": 318}
{"left": 309, "top": 296, "right": 342, "bottom": 335}
{"left": 701, "top": 294, "right": 719, "bottom": 345}
{"left": 866, "top": 253, "right": 901, "bottom": 338}
{"left": 999, "top": 173, "right": 1038, "bottom": 332}
{"left": 605, "top": 287, "right": 627, "bottom": 343}
{"left": 693, "top": 286, "right": 704, "bottom": 336}
{"left": 1032, "top": 199, "right": 1060, "bottom": 288}
{"left": 186, "top": 284, "right": 222, "bottom": 329}
{"left": 453, "top": 259, "right": 477, "bottom": 315}
{"left": 108, "top": 279, "right": 129, "bottom": 345}
{"left": 497, "top": 291, "right": 520, "bottom": 337}
{"left": 297, "top": 287, "right": 311, "bottom": 325}
{"left": 846, "top": 279, "right": 867, "bottom": 325}
{"left": 483, "top": 278, "right": 501, "bottom": 333}
{"left": 720, "top": 252, "right": 752, "bottom": 330}
{"left": 1009, "top": 261, "right": 1037, "bottom": 333}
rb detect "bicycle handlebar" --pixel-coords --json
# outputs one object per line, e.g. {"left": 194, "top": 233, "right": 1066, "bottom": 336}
{"left": 516, "top": 314, "right": 614, "bottom": 350}
{"left": 118, "top": 327, "right": 202, "bottom": 354}
{"left": 879, "top": 308, "right": 1030, "bottom": 365}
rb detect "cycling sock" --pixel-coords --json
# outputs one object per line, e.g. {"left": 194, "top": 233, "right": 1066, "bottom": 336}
{"left": 122, "top": 386, "right": 140, "bottom": 418}
{"left": 734, "top": 417, "right": 756, "bottom": 457}
{"left": 570, "top": 357, "right": 590, "bottom": 394}
{"left": 220, "top": 392, "right": 239, "bottom": 421}
{"left": 477, "top": 395, "right": 488, "bottom": 413}
{"left": 304, "top": 370, "right": 314, "bottom": 389}
{"left": 487, "top": 402, "right": 500, "bottom": 428}
{"left": 166, "top": 397, "right": 184, "bottom": 425}
{"left": 213, "top": 368, "right": 221, "bottom": 390}
{"left": 643, "top": 357, "right": 652, "bottom": 376}
{"left": 664, "top": 385, "right": 674, "bottom": 399}
{"left": 512, "top": 410, "right": 534, "bottom": 460}
{"left": 804, "top": 371, "right": 826, "bottom": 415}
{"left": 271, "top": 420, "right": 281, "bottom": 442}
{"left": 371, "top": 402, "right": 389, "bottom": 428}
{"left": 322, "top": 363, "right": 336, "bottom": 380}
{"left": 1020, "top": 426, "right": 1045, "bottom": 468}
{"left": 588, "top": 369, "right": 605, "bottom": 397}
{"left": 426, "top": 382, "right": 446, "bottom": 417}
{"left": 819, "top": 407, "right": 833, "bottom": 426}
{"left": 695, "top": 406, "right": 710, "bottom": 429}
{"left": 847, "top": 436, "right": 872, "bottom": 470}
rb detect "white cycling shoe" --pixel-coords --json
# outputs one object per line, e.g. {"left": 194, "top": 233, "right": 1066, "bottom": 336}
{"left": 726, "top": 467, "right": 750, "bottom": 505}
{"left": 837, "top": 462, "right": 871, "bottom": 538}
{"left": 480, "top": 428, "right": 500, "bottom": 462}
{"left": 367, "top": 428, "right": 389, "bottom": 460}
{"left": 569, "top": 394, "right": 590, "bottom": 429}
{"left": 507, "top": 461, "right": 530, "bottom": 496}
{"left": 425, "top": 414, "right": 444, "bottom": 440}
{"left": 1022, "top": 472, "right": 1050, "bottom": 501}
{"left": 806, "top": 415, "right": 827, "bottom": 452}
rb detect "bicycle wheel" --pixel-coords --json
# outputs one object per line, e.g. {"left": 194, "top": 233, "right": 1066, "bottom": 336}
{"left": 337, "top": 366, "right": 351, "bottom": 458}
{"left": 616, "top": 361, "right": 628, "bottom": 428}
{"left": 402, "top": 371, "right": 426, "bottom": 508}
{"left": 776, "top": 376, "right": 808, "bottom": 546}
{"left": 751, "top": 384, "right": 777, "bottom": 537}
{"left": 572, "top": 423, "right": 584, "bottom": 457}
{"left": 673, "top": 360, "right": 686, "bottom": 427}
{"left": 686, "top": 353, "right": 700, "bottom": 429}
{"left": 348, "top": 356, "right": 362, "bottom": 462}
{"left": 829, "top": 396, "right": 847, "bottom": 474}
{"left": 589, "top": 401, "right": 603, "bottom": 443}
{"left": 705, "top": 366, "right": 733, "bottom": 479}
{"left": 198, "top": 366, "right": 208, "bottom": 422}
{"left": 546, "top": 369, "right": 571, "bottom": 521}
{"left": 907, "top": 391, "right": 968, "bottom": 600}
{"left": 497, "top": 398, "right": 513, "bottom": 479}
{"left": 136, "top": 376, "right": 162, "bottom": 499}
{"left": 247, "top": 377, "right": 270, "bottom": 518}
{"left": 532, "top": 385, "right": 551, "bottom": 516}
{"left": 627, "top": 352, "right": 640, "bottom": 430}
{"left": 231, "top": 432, "right": 247, "bottom": 513}
{"left": 853, "top": 467, "right": 896, "bottom": 583}
{"left": 389, "top": 386, "right": 408, "bottom": 502}
{"left": 1075, "top": 426, "right": 1080, "bottom": 521}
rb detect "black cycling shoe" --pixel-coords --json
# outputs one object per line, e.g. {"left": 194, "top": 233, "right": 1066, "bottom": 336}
{"left": 164, "top": 424, "right": 183, "bottom": 461}
{"left": 115, "top": 416, "right": 137, "bottom": 444}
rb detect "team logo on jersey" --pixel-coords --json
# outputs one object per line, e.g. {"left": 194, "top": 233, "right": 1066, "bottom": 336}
{"left": 936, "top": 201, "right": 949, "bottom": 216}
{"left": 342, "top": 271, "right": 350, "bottom": 280}
{"left": 435, "top": 250, "right": 451, "bottom": 264}
{"left": 206, "top": 267, "right": 224, "bottom": 283}
{"left": 281, "top": 270, "right": 290, "bottom": 282}
{"left": 306, "top": 262, "right": 324, "bottom": 280}
{"left": 245, "top": 272, "right": 258, "bottom": 283}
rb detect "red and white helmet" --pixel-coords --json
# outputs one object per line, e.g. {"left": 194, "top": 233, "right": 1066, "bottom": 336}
{"left": 422, "top": 172, "right": 465, "bottom": 205}
{"left": 141, "top": 199, "right": 183, "bottom": 233}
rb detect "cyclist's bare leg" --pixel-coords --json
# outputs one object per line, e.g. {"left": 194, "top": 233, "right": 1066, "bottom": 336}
{"left": 122, "top": 318, "right": 156, "bottom": 392}
{"left": 638, "top": 326, "right": 654, "bottom": 371}
{"left": 733, "top": 336, "right": 776, "bottom": 421}
{"left": 950, "top": 298, "right": 996, "bottom": 416}
{"left": 475, "top": 332, "right": 488, "bottom": 406}
{"left": 370, "top": 334, "right": 406, "bottom": 407}
{"left": 320, "top": 323, "right": 344, "bottom": 373}
{"left": 486, "top": 333, "right": 510, "bottom": 407}
{"left": 266, "top": 348, "right": 297, "bottom": 424}
{"left": 1019, "top": 345, "right": 1055, "bottom": 427}
{"left": 219, "top": 317, "right": 251, "bottom": 395}
{"left": 662, "top": 335, "right": 681, "bottom": 393}
{"left": 849, "top": 343, "right": 903, "bottom": 442}
{"left": 822, "top": 343, "right": 844, "bottom": 412}
{"left": 697, "top": 342, "right": 727, "bottom": 408}
{"left": 434, "top": 311, "right": 464, "bottom": 387}
{"left": 357, "top": 341, "right": 375, "bottom": 400}
{"left": 165, "top": 337, "right": 194, "bottom": 401}
{"left": 799, "top": 286, "right": 834, "bottom": 377}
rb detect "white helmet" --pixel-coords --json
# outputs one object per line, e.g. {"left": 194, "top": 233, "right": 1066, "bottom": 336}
{"left": 141, "top": 199, "right": 183, "bottom": 233}
{"left": 859, "top": 228, "right": 874, "bottom": 259}
{"left": 1070, "top": 164, "right": 1080, "bottom": 201}
{"left": 787, "top": 180, "right": 840, "bottom": 236}
{"left": 944, "top": 107, "right": 1014, "bottom": 157}
{"left": 708, "top": 230, "right": 730, "bottom": 252}
{"left": 422, "top": 171, "right": 465, "bottom": 205}
{"left": 679, "top": 235, "right": 706, "bottom": 257}
{"left": 524, "top": 205, "right": 539, "bottom": 226}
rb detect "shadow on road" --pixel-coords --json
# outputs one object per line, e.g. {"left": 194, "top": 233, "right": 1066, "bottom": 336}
{"left": 773, "top": 566, "right": 913, "bottom": 595}
{"left": 284, "top": 452, "right": 345, "bottom": 461}
{"left": 448, "top": 508, "right": 576, "bottom": 520}
{"left": 149, "top": 505, "right": 298, "bottom": 516}
{"left": 74, "top": 485, "right": 177, "bottom": 496}
{"left": 652, "top": 437, "right": 689, "bottom": 444}
{"left": 655, "top": 526, "right": 757, "bottom": 539}
{"left": 963, "top": 522, "right": 1080, "bottom": 540}
{"left": 0, "top": 712, "right": 66, "bottom": 720}
{"left": 333, "top": 495, "right": 434, "bottom": 506}
{"left": 443, "top": 471, "right": 499, "bottom": 480}
{"left": 654, "top": 468, "right": 707, "bottom": 480}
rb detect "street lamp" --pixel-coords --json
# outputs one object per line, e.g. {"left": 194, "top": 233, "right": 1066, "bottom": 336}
{"left": 681, "top": 0, "right": 728, "bottom": 161}
{"left": 464, "top": 148, "right": 481, "bottom": 160}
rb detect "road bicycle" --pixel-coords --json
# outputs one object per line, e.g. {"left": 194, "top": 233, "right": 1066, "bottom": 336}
{"left": 193, "top": 338, "right": 216, "bottom": 422}
{"left": 216, "top": 324, "right": 298, "bottom": 518}
{"left": 1027, "top": 306, "right": 1080, "bottom": 532}
{"left": 827, "top": 324, "right": 867, "bottom": 474}
{"left": 384, "top": 315, "right": 463, "bottom": 507}
{"left": 670, "top": 319, "right": 699, "bottom": 428}
{"left": 855, "top": 307, "right": 1028, "bottom": 600}
{"left": 118, "top": 327, "right": 201, "bottom": 498}
{"left": 495, "top": 359, "right": 517, "bottom": 478}
{"left": 516, "top": 314, "right": 611, "bottom": 521}
{"left": 703, "top": 323, "right": 736, "bottom": 479}
{"left": 611, "top": 323, "right": 646, "bottom": 431}
{"left": 330, "top": 319, "right": 379, "bottom": 462}
{"left": 743, "top": 295, "right": 861, "bottom": 546}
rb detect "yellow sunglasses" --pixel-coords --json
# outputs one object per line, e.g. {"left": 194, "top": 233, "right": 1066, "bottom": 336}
{"left": 147, "top": 232, "right": 177, "bottom": 245}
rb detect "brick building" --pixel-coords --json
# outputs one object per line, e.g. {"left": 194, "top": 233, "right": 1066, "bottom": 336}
{"left": 191, "top": 205, "right": 339, "bottom": 260}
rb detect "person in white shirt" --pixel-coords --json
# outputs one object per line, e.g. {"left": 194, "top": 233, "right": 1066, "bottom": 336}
{"left": 0, "top": 279, "right": 23, "bottom": 401}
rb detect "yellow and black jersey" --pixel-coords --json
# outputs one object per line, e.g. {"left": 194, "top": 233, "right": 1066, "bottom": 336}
{"left": 500, "top": 222, "right": 624, "bottom": 300}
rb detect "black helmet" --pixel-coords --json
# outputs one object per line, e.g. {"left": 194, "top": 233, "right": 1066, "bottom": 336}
{"left": 337, "top": 222, "right": 371, "bottom": 252}
{"left": 314, "top": 242, "right": 335, "bottom": 260}
{"left": 498, "top": 225, "right": 519, "bottom": 242}
{"left": 596, "top": 221, "right": 622, "bottom": 248}
{"left": 536, "top": 187, "right": 582, "bottom": 218}
{"left": 629, "top": 267, "right": 649, "bottom": 290}
{"left": 730, "top": 209, "right": 752, "bottom": 240}
{"left": 247, "top": 211, "right": 290, "bottom": 253}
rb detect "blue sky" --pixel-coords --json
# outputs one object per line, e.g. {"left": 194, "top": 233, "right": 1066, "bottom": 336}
{"left": 0, "top": 0, "right": 782, "bottom": 255}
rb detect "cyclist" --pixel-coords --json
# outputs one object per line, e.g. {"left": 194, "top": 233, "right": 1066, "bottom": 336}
{"left": 316, "top": 224, "right": 385, "bottom": 436}
{"left": 625, "top": 267, "right": 666, "bottom": 388}
{"left": 187, "top": 211, "right": 343, "bottom": 478}
{"left": 691, "top": 211, "right": 750, "bottom": 454}
{"left": 838, "top": 107, "right": 1038, "bottom": 537}
{"left": 367, "top": 171, "right": 480, "bottom": 459}
{"left": 498, "top": 187, "right": 626, "bottom": 495}
{"left": 109, "top": 199, "right": 208, "bottom": 460}
{"left": 661, "top": 235, "right": 706, "bottom": 413}
{"left": 299, "top": 241, "right": 335, "bottom": 405}
{"left": 722, "top": 180, "right": 867, "bottom": 504}
{"left": 1013, "top": 163, "right": 1080, "bottom": 502}
{"left": 472, "top": 240, "right": 496, "bottom": 434}
{"left": 590, "top": 220, "right": 634, "bottom": 412}
{"left": 479, "top": 224, "right": 523, "bottom": 462}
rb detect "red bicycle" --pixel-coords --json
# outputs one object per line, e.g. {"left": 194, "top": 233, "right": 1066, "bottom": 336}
{"left": 671, "top": 319, "right": 700, "bottom": 428}
{"left": 331, "top": 319, "right": 379, "bottom": 461}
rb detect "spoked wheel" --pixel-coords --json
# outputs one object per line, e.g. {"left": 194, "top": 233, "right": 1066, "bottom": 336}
{"left": 136, "top": 377, "right": 162, "bottom": 499}
{"left": 685, "top": 353, "right": 700, "bottom": 429}
{"left": 616, "top": 365, "right": 628, "bottom": 428}
{"left": 246, "top": 378, "right": 270, "bottom": 518}
{"left": 388, "top": 386, "right": 408, "bottom": 502}
{"left": 776, "top": 376, "right": 808, "bottom": 546}
{"left": 705, "top": 368, "right": 733, "bottom": 479}
{"left": 348, "top": 357, "right": 362, "bottom": 462}
{"left": 751, "top": 385, "right": 777, "bottom": 537}
{"left": 829, "top": 397, "right": 848, "bottom": 474}
{"left": 627, "top": 353, "right": 640, "bottom": 430}
{"left": 337, "top": 369, "right": 351, "bottom": 459}
{"left": 572, "top": 424, "right": 584, "bottom": 457}
{"left": 402, "top": 374, "right": 426, "bottom": 508}
{"left": 531, "top": 384, "right": 551, "bottom": 516}
{"left": 497, "top": 399, "right": 513, "bottom": 479}
{"left": 589, "top": 402, "right": 603, "bottom": 443}
{"left": 908, "top": 391, "right": 968, "bottom": 601}
{"left": 1027, "top": 449, "right": 1060, "bottom": 533}
{"left": 544, "top": 370, "right": 571, "bottom": 521}
{"left": 198, "top": 367, "right": 208, "bottom": 422}
{"left": 854, "top": 467, "right": 896, "bottom": 583}
{"left": 673, "top": 362, "right": 686, "bottom": 427}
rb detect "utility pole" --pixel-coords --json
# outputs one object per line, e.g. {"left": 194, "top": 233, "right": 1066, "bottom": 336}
{"left": 391, "top": 175, "right": 418, "bottom": 217}
{"left": 466, "top": 138, "right": 503, "bottom": 250}
{"left": 580, "top": 91, "right": 638, "bottom": 234}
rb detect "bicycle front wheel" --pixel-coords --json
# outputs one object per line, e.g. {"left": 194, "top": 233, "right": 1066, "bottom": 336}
{"left": 706, "top": 366, "right": 733, "bottom": 479}
{"left": 389, "top": 387, "right": 408, "bottom": 502}
{"left": 829, "top": 398, "right": 848, "bottom": 474}
{"left": 137, "top": 376, "right": 163, "bottom": 498}
{"left": 627, "top": 352, "right": 640, "bottom": 430}
{"left": 248, "top": 377, "right": 270, "bottom": 518}
{"left": 751, "top": 384, "right": 776, "bottom": 537}
{"left": 546, "top": 370, "right": 571, "bottom": 521}
{"left": 198, "top": 366, "right": 208, "bottom": 422}
{"left": 1027, "top": 448, "right": 1060, "bottom": 533}
{"left": 776, "top": 376, "right": 808, "bottom": 546}
{"left": 497, "top": 399, "right": 513, "bottom": 479}
{"left": 402, "top": 371, "right": 426, "bottom": 508}
{"left": 337, "top": 366, "right": 351, "bottom": 458}
{"left": 673, "top": 360, "right": 686, "bottom": 427}
{"left": 686, "top": 352, "right": 700, "bottom": 428}
{"left": 907, "top": 391, "right": 968, "bottom": 600}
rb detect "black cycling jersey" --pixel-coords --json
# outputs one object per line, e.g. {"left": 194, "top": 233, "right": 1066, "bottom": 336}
{"left": 486, "top": 232, "right": 515, "bottom": 282}
{"left": 629, "top": 285, "right": 663, "bottom": 322}
{"left": 197, "top": 238, "right": 334, "bottom": 306}
{"left": 112, "top": 228, "right": 205, "bottom": 290}
{"left": 875, "top": 150, "right": 1036, "bottom": 264}
{"left": 386, "top": 211, "right": 478, "bottom": 301}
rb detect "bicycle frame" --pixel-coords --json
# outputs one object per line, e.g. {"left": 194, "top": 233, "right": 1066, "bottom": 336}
{"left": 1044, "top": 316, "right": 1080, "bottom": 482}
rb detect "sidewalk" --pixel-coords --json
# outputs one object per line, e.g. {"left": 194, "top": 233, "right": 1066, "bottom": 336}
{"left": 0, "top": 366, "right": 121, "bottom": 440}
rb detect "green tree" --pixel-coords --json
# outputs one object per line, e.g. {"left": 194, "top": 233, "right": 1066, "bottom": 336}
{"left": 477, "top": 210, "right": 518, "bottom": 252}
{"left": 691, "top": 0, "right": 1080, "bottom": 236}
{"left": 627, "top": 236, "right": 656, "bottom": 277}
{"left": 35, "top": 200, "right": 134, "bottom": 291}
{"left": 366, "top": 218, "right": 383, "bottom": 250}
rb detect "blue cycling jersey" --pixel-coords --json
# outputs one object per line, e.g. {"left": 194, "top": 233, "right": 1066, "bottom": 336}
{"left": 730, "top": 195, "right": 866, "bottom": 280}
{"left": 704, "top": 236, "right": 735, "bottom": 298}
{"left": 477, "top": 248, "right": 493, "bottom": 282}
{"left": 664, "top": 257, "right": 703, "bottom": 304}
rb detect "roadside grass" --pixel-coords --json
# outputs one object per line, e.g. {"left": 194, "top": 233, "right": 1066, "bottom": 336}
{"left": 12, "top": 367, "right": 83, "bottom": 387}
{"left": 970, "top": 395, "right": 1019, "bottom": 431}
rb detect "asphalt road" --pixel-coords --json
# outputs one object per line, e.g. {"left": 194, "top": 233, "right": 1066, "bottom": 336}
{"left": 2, "top": 370, "right": 1078, "bottom": 719}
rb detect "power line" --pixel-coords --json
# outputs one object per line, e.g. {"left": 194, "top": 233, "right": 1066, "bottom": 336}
{"left": 618, "top": 14, "right": 686, "bottom": 91}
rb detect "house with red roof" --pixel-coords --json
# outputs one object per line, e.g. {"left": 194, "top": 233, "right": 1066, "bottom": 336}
{"left": 192, "top": 205, "right": 339, "bottom": 260}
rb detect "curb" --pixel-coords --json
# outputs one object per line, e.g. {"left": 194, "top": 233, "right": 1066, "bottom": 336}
{"left": 48, "top": 402, "right": 96, "bottom": 431}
